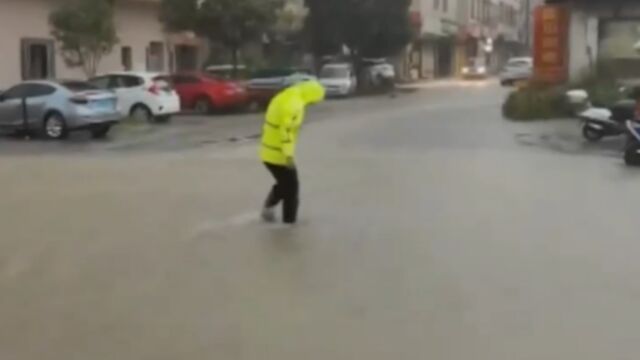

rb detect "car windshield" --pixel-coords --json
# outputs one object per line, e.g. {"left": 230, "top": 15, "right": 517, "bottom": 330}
{"left": 251, "top": 69, "right": 297, "bottom": 79}
{"left": 152, "top": 76, "right": 174, "bottom": 90}
{"left": 507, "top": 59, "right": 531, "bottom": 67}
{"left": 320, "top": 66, "right": 350, "bottom": 79}
{"left": 466, "top": 59, "right": 483, "bottom": 67}
{"left": 61, "top": 81, "right": 98, "bottom": 92}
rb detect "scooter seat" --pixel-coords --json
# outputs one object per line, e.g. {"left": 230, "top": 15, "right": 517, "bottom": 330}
{"left": 580, "top": 107, "right": 612, "bottom": 121}
{"left": 610, "top": 99, "right": 636, "bottom": 121}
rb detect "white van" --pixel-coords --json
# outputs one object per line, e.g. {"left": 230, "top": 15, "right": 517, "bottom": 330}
{"left": 319, "top": 63, "right": 357, "bottom": 97}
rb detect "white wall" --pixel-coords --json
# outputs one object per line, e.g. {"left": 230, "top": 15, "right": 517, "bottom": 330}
{"left": 0, "top": 0, "right": 168, "bottom": 88}
{"left": 417, "top": 0, "right": 460, "bottom": 36}
{"left": 568, "top": 7, "right": 590, "bottom": 81}
{"left": 566, "top": 1, "right": 640, "bottom": 81}
{"left": 0, "top": 0, "right": 54, "bottom": 87}
{"left": 104, "top": 1, "right": 167, "bottom": 74}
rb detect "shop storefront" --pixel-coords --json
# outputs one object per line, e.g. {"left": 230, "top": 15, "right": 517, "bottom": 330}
{"left": 599, "top": 19, "right": 640, "bottom": 79}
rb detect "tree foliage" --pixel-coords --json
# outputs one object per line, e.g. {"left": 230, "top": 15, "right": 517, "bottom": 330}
{"left": 158, "top": 0, "right": 200, "bottom": 33}
{"left": 49, "top": 0, "right": 118, "bottom": 77}
{"left": 160, "top": 0, "right": 283, "bottom": 69}
{"left": 274, "top": 1, "right": 309, "bottom": 38}
{"left": 304, "top": 0, "right": 343, "bottom": 57}
{"left": 305, "top": 0, "right": 412, "bottom": 59}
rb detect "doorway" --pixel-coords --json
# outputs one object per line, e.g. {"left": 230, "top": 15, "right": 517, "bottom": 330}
{"left": 121, "top": 46, "right": 133, "bottom": 71}
{"left": 147, "top": 41, "right": 165, "bottom": 72}
{"left": 436, "top": 38, "right": 453, "bottom": 77}
{"left": 21, "top": 39, "right": 55, "bottom": 80}
{"left": 174, "top": 45, "right": 198, "bottom": 72}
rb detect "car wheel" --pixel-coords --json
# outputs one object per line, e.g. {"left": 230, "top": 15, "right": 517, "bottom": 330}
{"left": 194, "top": 97, "right": 214, "bottom": 114}
{"left": 42, "top": 112, "right": 69, "bottom": 140}
{"left": 582, "top": 124, "right": 604, "bottom": 142}
{"left": 625, "top": 141, "right": 640, "bottom": 166}
{"left": 154, "top": 115, "right": 171, "bottom": 124}
{"left": 130, "top": 104, "right": 153, "bottom": 123}
{"left": 90, "top": 124, "right": 112, "bottom": 139}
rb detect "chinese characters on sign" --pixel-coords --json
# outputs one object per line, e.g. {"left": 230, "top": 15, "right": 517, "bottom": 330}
{"left": 534, "top": 5, "right": 569, "bottom": 84}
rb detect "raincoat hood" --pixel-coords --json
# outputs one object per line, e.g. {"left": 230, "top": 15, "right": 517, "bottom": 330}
{"left": 295, "top": 80, "right": 326, "bottom": 105}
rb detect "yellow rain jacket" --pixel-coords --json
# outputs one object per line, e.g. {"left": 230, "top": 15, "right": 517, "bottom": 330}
{"left": 260, "top": 81, "right": 326, "bottom": 166}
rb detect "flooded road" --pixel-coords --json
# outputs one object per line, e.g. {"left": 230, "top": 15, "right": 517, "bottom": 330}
{"left": 3, "top": 81, "right": 640, "bottom": 359}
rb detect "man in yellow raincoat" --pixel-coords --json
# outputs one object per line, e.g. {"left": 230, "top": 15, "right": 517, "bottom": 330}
{"left": 260, "top": 80, "right": 325, "bottom": 224}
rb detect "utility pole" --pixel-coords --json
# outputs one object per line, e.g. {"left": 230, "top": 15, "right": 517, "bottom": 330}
{"left": 524, "top": 0, "right": 531, "bottom": 51}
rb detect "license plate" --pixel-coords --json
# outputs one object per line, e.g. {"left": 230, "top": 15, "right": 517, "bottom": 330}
{"left": 92, "top": 99, "right": 114, "bottom": 111}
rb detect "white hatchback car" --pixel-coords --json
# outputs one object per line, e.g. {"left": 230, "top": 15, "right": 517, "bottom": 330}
{"left": 89, "top": 71, "right": 180, "bottom": 122}
{"left": 500, "top": 57, "right": 533, "bottom": 86}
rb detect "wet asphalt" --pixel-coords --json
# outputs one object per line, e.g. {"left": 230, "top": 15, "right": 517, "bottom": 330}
{"left": 2, "top": 80, "right": 640, "bottom": 359}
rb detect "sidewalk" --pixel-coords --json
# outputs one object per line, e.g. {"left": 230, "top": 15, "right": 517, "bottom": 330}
{"left": 397, "top": 77, "right": 496, "bottom": 91}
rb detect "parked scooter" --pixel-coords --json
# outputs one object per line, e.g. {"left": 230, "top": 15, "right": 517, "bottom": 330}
{"left": 566, "top": 89, "right": 636, "bottom": 142}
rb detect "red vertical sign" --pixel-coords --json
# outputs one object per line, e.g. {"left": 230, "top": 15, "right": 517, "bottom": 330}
{"left": 533, "top": 5, "right": 569, "bottom": 84}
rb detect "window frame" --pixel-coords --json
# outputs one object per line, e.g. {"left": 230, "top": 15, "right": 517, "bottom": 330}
{"left": 2, "top": 84, "right": 30, "bottom": 100}
{"left": 116, "top": 75, "right": 144, "bottom": 88}
{"left": 26, "top": 83, "right": 56, "bottom": 97}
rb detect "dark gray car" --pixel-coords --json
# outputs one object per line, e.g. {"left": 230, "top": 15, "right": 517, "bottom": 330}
{"left": 0, "top": 80, "right": 121, "bottom": 139}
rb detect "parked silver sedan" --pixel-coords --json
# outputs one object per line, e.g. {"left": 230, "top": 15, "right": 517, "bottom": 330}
{"left": 0, "top": 80, "right": 121, "bottom": 139}
{"left": 500, "top": 57, "right": 533, "bottom": 86}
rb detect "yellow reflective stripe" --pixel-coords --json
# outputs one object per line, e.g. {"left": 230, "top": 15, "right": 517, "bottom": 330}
{"left": 261, "top": 143, "right": 282, "bottom": 151}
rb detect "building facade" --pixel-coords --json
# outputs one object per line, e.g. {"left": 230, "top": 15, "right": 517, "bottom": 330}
{"left": 520, "top": 0, "right": 544, "bottom": 51}
{"left": 489, "top": 0, "right": 527, "bottom": 72}
{"left": 544, "top": 0, "right": 640, "bottom": 82}
{"left": 400, "top": 0, "right": 526, "bottom": 81}
{"left": 0, "top": 0, "right": 207, "bottom": 88}
{"left": 400, "top": 0, "right": 462, "bottom": 80}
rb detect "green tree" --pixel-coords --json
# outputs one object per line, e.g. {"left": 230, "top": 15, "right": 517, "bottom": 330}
{"left": 49, "top": 0, "right": 118, "bottom": 77}
{"left": 304, "top": 0, "right": 343, "bottom": 58}
{"left": 267, "top": 1, "right": 309, "bottom": 67}
{"left": 160, "top": 0, "right": 283, "bottom": 73}
{"left": 305, "top": 0, "right": 412, "bottom": 59}
{"left": 274, "top": 0, "right": 308, "bottom": 38}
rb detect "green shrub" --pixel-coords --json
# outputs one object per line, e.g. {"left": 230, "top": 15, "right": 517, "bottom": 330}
{"left": 502, "top": 85, "right": 570, "bottom": 121}
{"left": 570, "top": 62, "right": 622, "bottom": 107}
{"left": 503, "top": 62, "right": 631, "bottom": 121}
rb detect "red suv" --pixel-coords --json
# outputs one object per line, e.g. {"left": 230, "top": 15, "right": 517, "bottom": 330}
{"left": 169, "top": 73, "right": 249, "bottom": 113}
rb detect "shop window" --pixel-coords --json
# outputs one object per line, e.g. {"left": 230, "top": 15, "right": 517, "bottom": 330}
{"left": 121, "top": 46, "right": 132, "bottom": 71}
{"left": 599, "top": 20, "right": 640, "bottom": 78}
{"left": 146, "top": 41, "right": 165, "bottom": 72}
{"left": 21, "top": 38, "right": 55, "bottom": 80}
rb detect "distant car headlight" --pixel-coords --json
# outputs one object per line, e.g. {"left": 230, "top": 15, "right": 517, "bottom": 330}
{"left": 462, "top": 67, "right": 470, "bottom": 74}
{"left": 477, "top": 66, "right": 487, "bottom": 74}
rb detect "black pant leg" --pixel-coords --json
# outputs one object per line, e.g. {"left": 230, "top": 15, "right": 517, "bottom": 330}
{"left": 264, "top": 163, "right": 286, "bottom": 208}
{"left": 282, "top": 167, "right": 300, "bottom": 224}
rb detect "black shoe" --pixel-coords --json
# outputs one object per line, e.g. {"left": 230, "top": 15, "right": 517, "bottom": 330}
{"left": 261, "top": 207, "right": 276, "bottom": 223}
